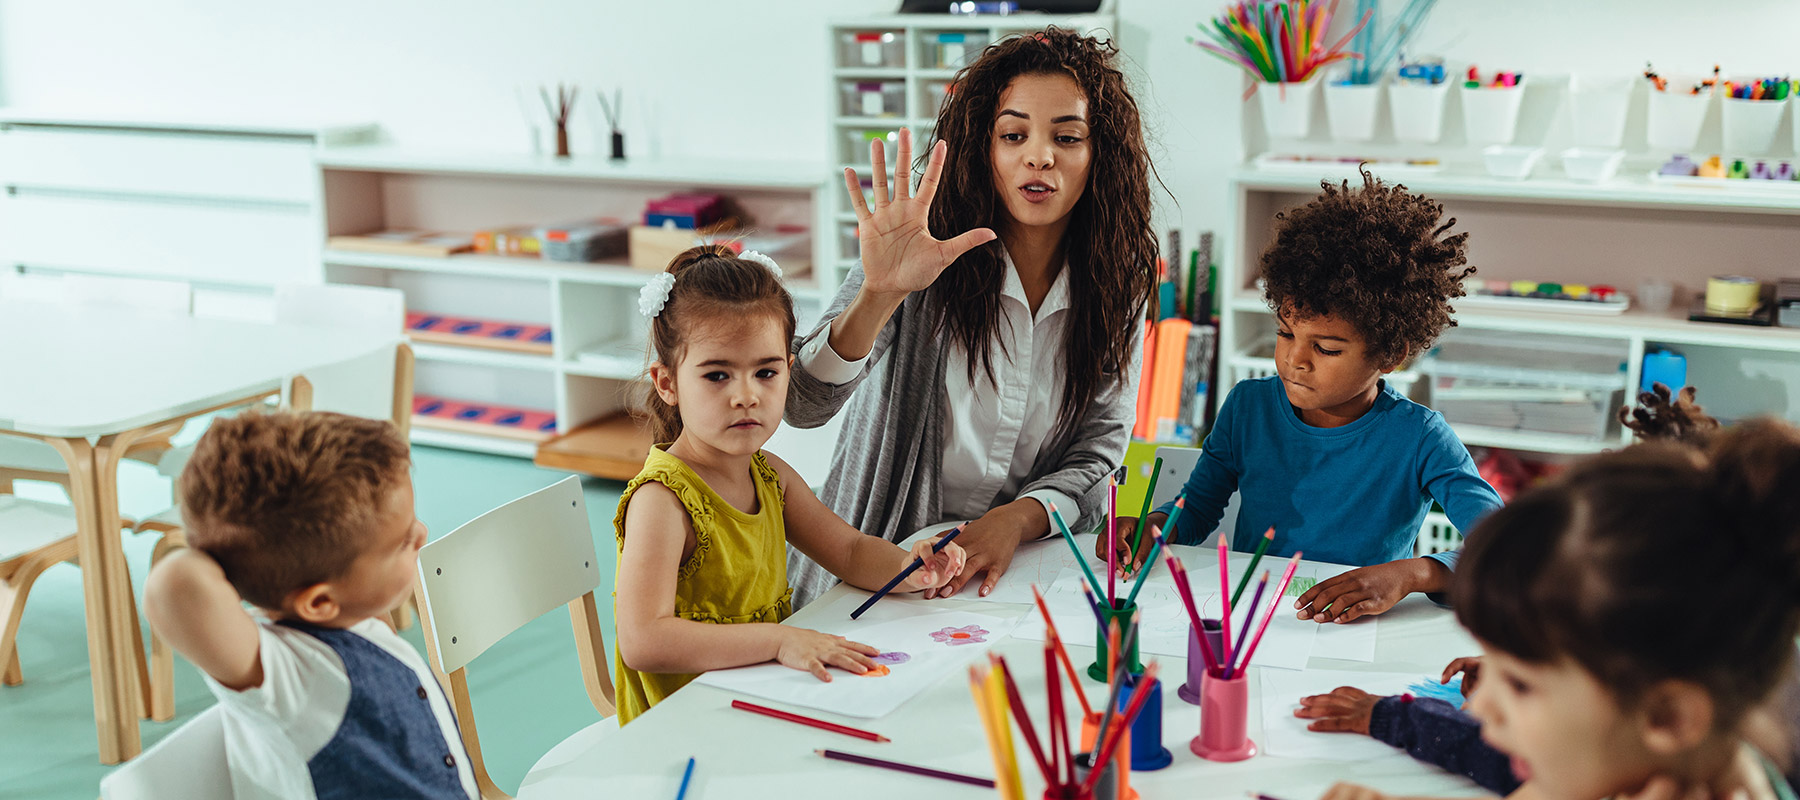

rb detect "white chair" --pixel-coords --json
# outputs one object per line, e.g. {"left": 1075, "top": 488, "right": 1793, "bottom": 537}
{"left": 135, "top": 283, "right": 415, "bottom": 720}
{"left": 1150, "top": 444, "right": 1240, "bottom": 543}
{"left": 416, "top": 476, "right": 615, "bottom": 800}
{"left": 98, "top": 706, "right": 231, "bottom": 800}
{"left": 0, "top": 491, "right": 80, "bottom": 688}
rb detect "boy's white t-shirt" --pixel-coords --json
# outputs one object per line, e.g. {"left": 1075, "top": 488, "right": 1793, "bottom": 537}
{"left": 203, "top": 615, "right": 478, "bottom": 800}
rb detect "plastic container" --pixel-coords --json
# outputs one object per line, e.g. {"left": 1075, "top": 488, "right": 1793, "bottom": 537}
{"left": 1568, "top": 75, "right": 1634, "bottom": 148}
{"left": 839, "top": 30, "right": 904, "bottom": 69}
{"left": 1177, "top": 619, "right": 1224, "bottom": 705}
{"left": 1721, "top": 96, "right": 1789, "bottom": 157}
{"left": 1191, "top": 669, "right": 1256, "bottom": 762}
{"left": 1118, "top": 675, "right": 1173, "bottom": 770}
{"left": 839, "top": 81, "right": 906, "bottom": 118}
{"left": 1460, "top": 81, "right": 1528, "bottom": 145}
{"left": 1646, "top": 90, "right": 1713, "bottom": 152}
{"left": 1323, "top": 81, "right": 1384, "bottom": 142}
{"left": 839, "top": 223, "right": 859, "bottom": 260}
{"left": 1079, "top": 711, "right": 1138, "bottom": 800}
{"left": 1560, "top": 147, "right": 1625, "bottom": 182}
{"left": 844, "top": 129, "right": 899, "bottom": 166}
{"left": 1423, "top": 331, "right": 1628, "bottom": 441}
{"left": 1388, "top": 81, "right": 1451, "bottom": 144}
{"left": 926, "top": 81, "right": 955, "bottom": 117}
{"left": 1256, "top": 79, "right": 1321, "bottom": 140}
{"left": 924, "top": 31, "right": 980, "bottom": 70}
{"left": 1482, "top": 145, "right": 1543, "bottom": 180}
{"left": 1089, "top": 600, "right": 1144, "bottom": 681}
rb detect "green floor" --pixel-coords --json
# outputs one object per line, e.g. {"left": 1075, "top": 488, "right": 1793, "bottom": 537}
{"left": 0, "top": 445, "right": 625, "bottom": 798}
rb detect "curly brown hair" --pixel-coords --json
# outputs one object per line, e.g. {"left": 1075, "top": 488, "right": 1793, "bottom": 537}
{"left": 643, "top": 244, "right": 797, "bottom": 443}
{"left": 181, "top": 411, "right": 411, "bottom": 610}
{"left": 1620, "top": 382, "right": 1720, "bottom": 447}
{"left": 923, "top": 26, "right": 1156, "bottom": 430}
{"left": 1261, "top": 169, "right": 1473, "bottom": 367}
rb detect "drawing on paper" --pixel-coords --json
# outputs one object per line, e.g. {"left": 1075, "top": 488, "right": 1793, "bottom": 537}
{"left": 858, "top": 664, "right": 892, "bottom": 677}
{"left": 872, "top": 652, "right": 911, "bottom": 665}
{"left": 929, "top": 625, "right": 989, "bottom": 646}
{"left": 1285, "top": 576, "right": 1319, "bottom": 597}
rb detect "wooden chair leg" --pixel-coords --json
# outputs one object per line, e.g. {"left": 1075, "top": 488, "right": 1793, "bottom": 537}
{"left": 145, "top": 532, "right": 185, "bottom": 722}
{"left": 0, "top": 537, "right": 79, "bottom": 688}
{"left": 387, "top": 591, "right": 417, "bottom": 632}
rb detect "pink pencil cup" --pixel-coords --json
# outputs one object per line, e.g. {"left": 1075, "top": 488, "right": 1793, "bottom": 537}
{"left": 1176, "top": 618, "right": 1223, "bottom": 705}
{"left": 1190, "top": 668, "right": 1256, "bottom": 762}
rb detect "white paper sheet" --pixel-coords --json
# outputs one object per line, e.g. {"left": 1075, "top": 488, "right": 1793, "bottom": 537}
{"left": 1258, "top": 669, "right": 1426, "bottom": 761}
{"left": 693, "top": 610, "right": 1016, "bottom": 719}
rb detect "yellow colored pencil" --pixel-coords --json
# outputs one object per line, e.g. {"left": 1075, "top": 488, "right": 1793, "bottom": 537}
{"left": 970, "top": 667, "right": 1011, "bottom": 798}
{"left": 989, "top": 664, "right": 1025, "bottom": 800}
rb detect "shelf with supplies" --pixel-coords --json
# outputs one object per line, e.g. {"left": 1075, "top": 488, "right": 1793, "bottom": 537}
{"left": 1221, "top": 165, "right": 1800, "bottom": 455}
{"left": 318, "top": 145, "right": 835, "bottom": 471}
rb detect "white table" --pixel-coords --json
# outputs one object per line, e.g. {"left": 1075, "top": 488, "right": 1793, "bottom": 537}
{"left": 516, "top": 540, "right": 1490, "bottom": 800}
{"left": 0, "top": 300, "right": 394, "bottom": 764}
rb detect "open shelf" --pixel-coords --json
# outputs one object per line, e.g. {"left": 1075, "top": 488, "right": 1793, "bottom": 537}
{"left": 1447, "top": 424, "right": 1616, "bottom": 455}
{"left": 1234, "top": 164, "right": 1800, "bottom": 216}
{"left": 535, "top": 413, "right": 653, "bottom": 481}
{"left": 409, "top": 341, "right": 555, "bottom": 371}
{"left": 318, "top": 147, "right": 826, "bottom": 191}
{"left": 410, "top": 427, "right": 540, "bottom": 458}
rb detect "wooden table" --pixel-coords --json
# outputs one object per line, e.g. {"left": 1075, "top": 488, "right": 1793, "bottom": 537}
{"left": 0, "top": 300, "right": 393, "bottom": 764}
{"left": 514, "top": 538, "right": 1490, "bottom": 799}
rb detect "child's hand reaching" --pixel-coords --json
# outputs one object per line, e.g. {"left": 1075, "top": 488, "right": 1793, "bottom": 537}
{"left": 1440, "top": 656, "right": 1482, "bottom": 700}
{"left": 900, "top": 536, "right": 966, "bottom": 593}
{"left": 1293, "top": 686, "right": 1381, "bottom": 734}
{"left": 1093, "top": 514, "right": 1163, "bottom": 578}
{"left": 776, "top": 628, "right": 881, "bottom": 682}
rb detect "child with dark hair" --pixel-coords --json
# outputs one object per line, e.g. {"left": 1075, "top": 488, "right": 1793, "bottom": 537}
{"left": 612, "top": 245, "right": 966, "bottom": 724}
{"left": 1103, "top": 171, "right": 1500, "bottom": 622}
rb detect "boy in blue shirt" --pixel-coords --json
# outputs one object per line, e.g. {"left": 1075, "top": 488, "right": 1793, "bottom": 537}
{"left": 1105, "top": 170, "right": 1502, "bottom": 623}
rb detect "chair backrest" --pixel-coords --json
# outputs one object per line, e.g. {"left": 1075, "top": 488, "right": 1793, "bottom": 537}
{"left": 1151, "top": 445, "right": 1238, "bottom": 543}
{"left": 274, "top": 284, "right": 408, "bottom": 425}
{"left": 63, "top": 273, "right": 193, "bottom": 318}
{"left": 99, "top": 706, "right": 231, "bottom": 800}
{"left": 418, "top": 475, "right": 600, "bottom": 674}
{"left": 415, "top": 475, "right": 613, "bottom": 799}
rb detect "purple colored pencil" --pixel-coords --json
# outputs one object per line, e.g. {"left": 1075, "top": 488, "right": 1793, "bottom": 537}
{"left": 1224, "top": 571, "right": 1268, "bottom": 679}
{"left": 815, "top": 749, "right": 996, "bottom": 788}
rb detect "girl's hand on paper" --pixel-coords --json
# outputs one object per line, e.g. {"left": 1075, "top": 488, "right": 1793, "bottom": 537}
{"left": 900, "top": 536, "right": 966, "bottom": 593}
{"left": 842, "top": 127, "right": 996, "bottom": 301}
{"left": 1293, "top": 686, "right": 1379, "bottom": 735}
{"left": 776, "top": 628, "right": 880, "bottom": 682}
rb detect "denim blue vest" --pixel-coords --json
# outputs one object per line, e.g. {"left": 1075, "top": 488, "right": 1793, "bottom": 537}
{"left": 280, "top": 621, "right": 468, "bottom": 800}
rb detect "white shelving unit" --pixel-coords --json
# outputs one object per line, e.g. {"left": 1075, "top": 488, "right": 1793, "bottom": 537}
{"left": 315, "top": 148, "right": 834, "bottom": 475}
{"left": 1222, "top": 163, "right": 1800, "bottom": 455}
{"left": 824, "top": 13, "right": 1116, "bottom": 288}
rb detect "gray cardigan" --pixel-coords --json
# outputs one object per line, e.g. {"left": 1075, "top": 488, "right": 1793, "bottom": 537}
{"left": 782, "top": 266, "right": 1136, "bottom": 608}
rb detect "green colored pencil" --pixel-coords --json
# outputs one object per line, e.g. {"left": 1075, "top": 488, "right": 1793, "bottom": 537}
{"left": 1049, "top": 503, "right": 1107, "bottom": 599}
{"left": 1127, "top": 457, "right": 1164, "bottom": 568}
{"left": 1231, "top": 527, "right": 1276, "bottom": 606}
{"left": 1124, "top": 497, "right": 1182, "bottom": 607}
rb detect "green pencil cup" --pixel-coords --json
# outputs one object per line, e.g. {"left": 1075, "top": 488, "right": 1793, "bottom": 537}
{"left": 1088, "top": 599, "right": 1145, "bottom": 682}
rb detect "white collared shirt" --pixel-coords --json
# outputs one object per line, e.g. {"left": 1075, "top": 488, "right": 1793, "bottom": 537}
{"left": 799, "top": 250, "right": 1079, "bottom": 526}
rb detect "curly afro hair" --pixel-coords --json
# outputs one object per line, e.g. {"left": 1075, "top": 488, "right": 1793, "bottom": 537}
{"left": 1261, "top": 169, "right": 1473, "bottom": 367}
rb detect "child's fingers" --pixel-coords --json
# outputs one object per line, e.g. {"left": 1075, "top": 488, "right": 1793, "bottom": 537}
{"left": 843, "top": 638, "right": 881, "bottom": 657}
{"left": 827, "top": 650, "right": 872, "bottom": 674}
{"left": 808, "top": 658, "right": 832, "bottom": 682}
{"left": 1306, "top": 716, "right": 1363, "bottom": 733}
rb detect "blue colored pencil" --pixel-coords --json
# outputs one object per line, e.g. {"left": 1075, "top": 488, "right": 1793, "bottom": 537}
{"left": 850, "top": 523, "right": 966, "bottom": 619}
{"left": 676, "top": 756, "right": 696, "bottom": 800}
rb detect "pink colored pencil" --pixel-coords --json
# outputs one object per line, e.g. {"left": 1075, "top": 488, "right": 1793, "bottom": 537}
{"left": 1164, "top": 548, "right": 1220, "bottom": 671}
{"left": 1223, "top": 571, "right": 1268, "bottom": 680}
{"left": 1107, "top": 479, "right": 1118, "bottom": 605}
{"left": 1219, "top": 533, "right": 1233, "bottom": 667}
{"left": 1235, "top": 552, "right": 1304, "bottom": 674}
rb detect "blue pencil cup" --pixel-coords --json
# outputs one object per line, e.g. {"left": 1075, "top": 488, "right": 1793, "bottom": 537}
{"left": 1119, "top": 673, "right": 1173, "bottom": 771}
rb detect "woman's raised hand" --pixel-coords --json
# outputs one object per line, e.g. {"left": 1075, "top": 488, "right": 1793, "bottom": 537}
{"left": 843, "top": 127, "right": 996, "bottom": 298}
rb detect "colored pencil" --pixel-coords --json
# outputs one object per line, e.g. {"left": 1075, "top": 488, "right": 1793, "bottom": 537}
{"left": 988, "top": 664, "right": 1022, "bottom": 800}
{"left": 995, "top": 655, "right": 1053, "bottom": 782}
{"left": 1235, "top": 552, "right": 1304, "bottom": 674}
{"left": 1081, "top": 662, "right": 1162, "bottom": 795}
{"left": 1049, "top": 503, "right": 1107, "bottom": 599}
{"left": 1031, "top": 585, "right": 1094, "bottom": 715}
{"left": 1128, "top": 456, "right": 1164, "bottom": 567}
{"left": 1079, "top": 581, "right": 1109, "bottom": 630}
{"left": 1045, "top": 642, "right": 1066, "bottom": 785}
{"left": 1165, "top": 549, "right": 1221, "bottom": 670}
{"left": 1123, "top": 497, "right": 1181, "bottom": 607}
{"left": 1107, "top": 480, "right": 1118, "bottom": 605}
{"left": 1219, "top": 532, "right": 1233, "bottom": 669}
{"left": 729, "top": 700, "right": 890, "bottom": 743}
{"left": 816, "top": 749, "right": 994, "bottom": 788}
{"left": 1160, "top": 492, "right": 1188, "bottom": 548}
{"left": 1224, "top": 571, "right": 1268, "bottom": 679}
{"left": 1231, "top": 527, "right": 1276, "bottom": 606}
{"left": 675, "top": 756, "right": 695, "bottom": 800}
{"left": 970, "top": 668, "right": 1013, "bottom": 799}
{"left": 1090, "top": 620, "right": 1129, "bottom": 763}
{"left": 850, "top": 523, "right": 966, "bottom": 619}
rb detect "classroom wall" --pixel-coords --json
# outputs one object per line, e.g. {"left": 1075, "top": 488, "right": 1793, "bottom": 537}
{"left": 5, "top": 0, "right": 1799, "bottom": 258}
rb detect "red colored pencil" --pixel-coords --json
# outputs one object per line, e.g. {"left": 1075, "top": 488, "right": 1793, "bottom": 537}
{"left": 730, "top": 699, "right": 889, "bottom": 743}
{"left": 815, "top": 749, "right": 994, "bottom": 788}
{"left": 996, "top": 654, "right": 1053, "bottom": 782}
{"left": 1031, "top": 585, "right": 1094, "bottom": 716}
{"left": 1165, "top": 549, "right": 1220, "bottom": 670}
{"left": 1082, "top": 661, "right": 1162, "bottom": 795}
{"left": 1045, "top": 643, "right": 1066, "bottom": 786}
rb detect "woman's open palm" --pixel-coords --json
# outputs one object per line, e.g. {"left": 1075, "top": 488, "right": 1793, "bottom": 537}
{"left": 843, "top": 127, "right": 996, "bottom": 297}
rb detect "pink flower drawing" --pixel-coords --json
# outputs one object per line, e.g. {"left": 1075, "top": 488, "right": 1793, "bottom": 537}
{"left": 929, "top": 625, "right": 990, "bottom": 646}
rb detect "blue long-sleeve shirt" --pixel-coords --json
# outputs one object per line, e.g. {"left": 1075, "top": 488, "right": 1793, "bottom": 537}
{"left": 1154, "top": 376, "right": 1501, "bottom": 569}
{"left": 1370, "top": 695, "right": 1522, "bottom": 795}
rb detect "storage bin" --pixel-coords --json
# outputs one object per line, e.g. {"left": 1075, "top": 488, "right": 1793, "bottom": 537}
{"left": 838, "top": 30, "right": 904, "bottom": 69}
{"left": 1568, "top": 75, "right": 1633, "bottom": 148}
{"left": 840, "top": 81, "right": 906, "bottom": 118}
{"left": 1422, "top": 331, "right": 1627, "bottom": 441}
{"left": 926, "top": 81, "right": 955, "bottom": 117}
{"left": 1324, "top": 81, "right": 1384, "bottom": 142}
{"left": 844, "top": 129, "right": 900, "bottom": 166}
{"left": 1646, "top": 90, "right": 1712, "bottom": 152}
{"left": 1389, "top": 82, "right": 1451, "bottom": 144}
{"left": 924, "top": 32, "right": 981, "bottom": 70}
{"left": 1256, "top": 79, "right": 1321, "bottom": 140}
{"left": 1721, "top": 96, "right": 1788, "bottom": 157}
{"left": 1459, "top": 81, "right": 1528, "bottom": 145}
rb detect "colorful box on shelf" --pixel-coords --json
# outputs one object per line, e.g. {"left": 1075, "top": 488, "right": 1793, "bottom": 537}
{"left": 642, "top": 193, "right": 726, "bottom": 230}
{"left": 412, "top": 394, "right": 557, "bottom": 442}
{"left": 1459, "top": 279, "right": 1629, "bottom": 315}
{"left": 405, "top": 311, "right": 554, "bottom": 355}
{"left": 473, "top": 225, "right": 542, "bottom": 256}
{"left": 538, "top": 218, "right": 629, "bottom": 263}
